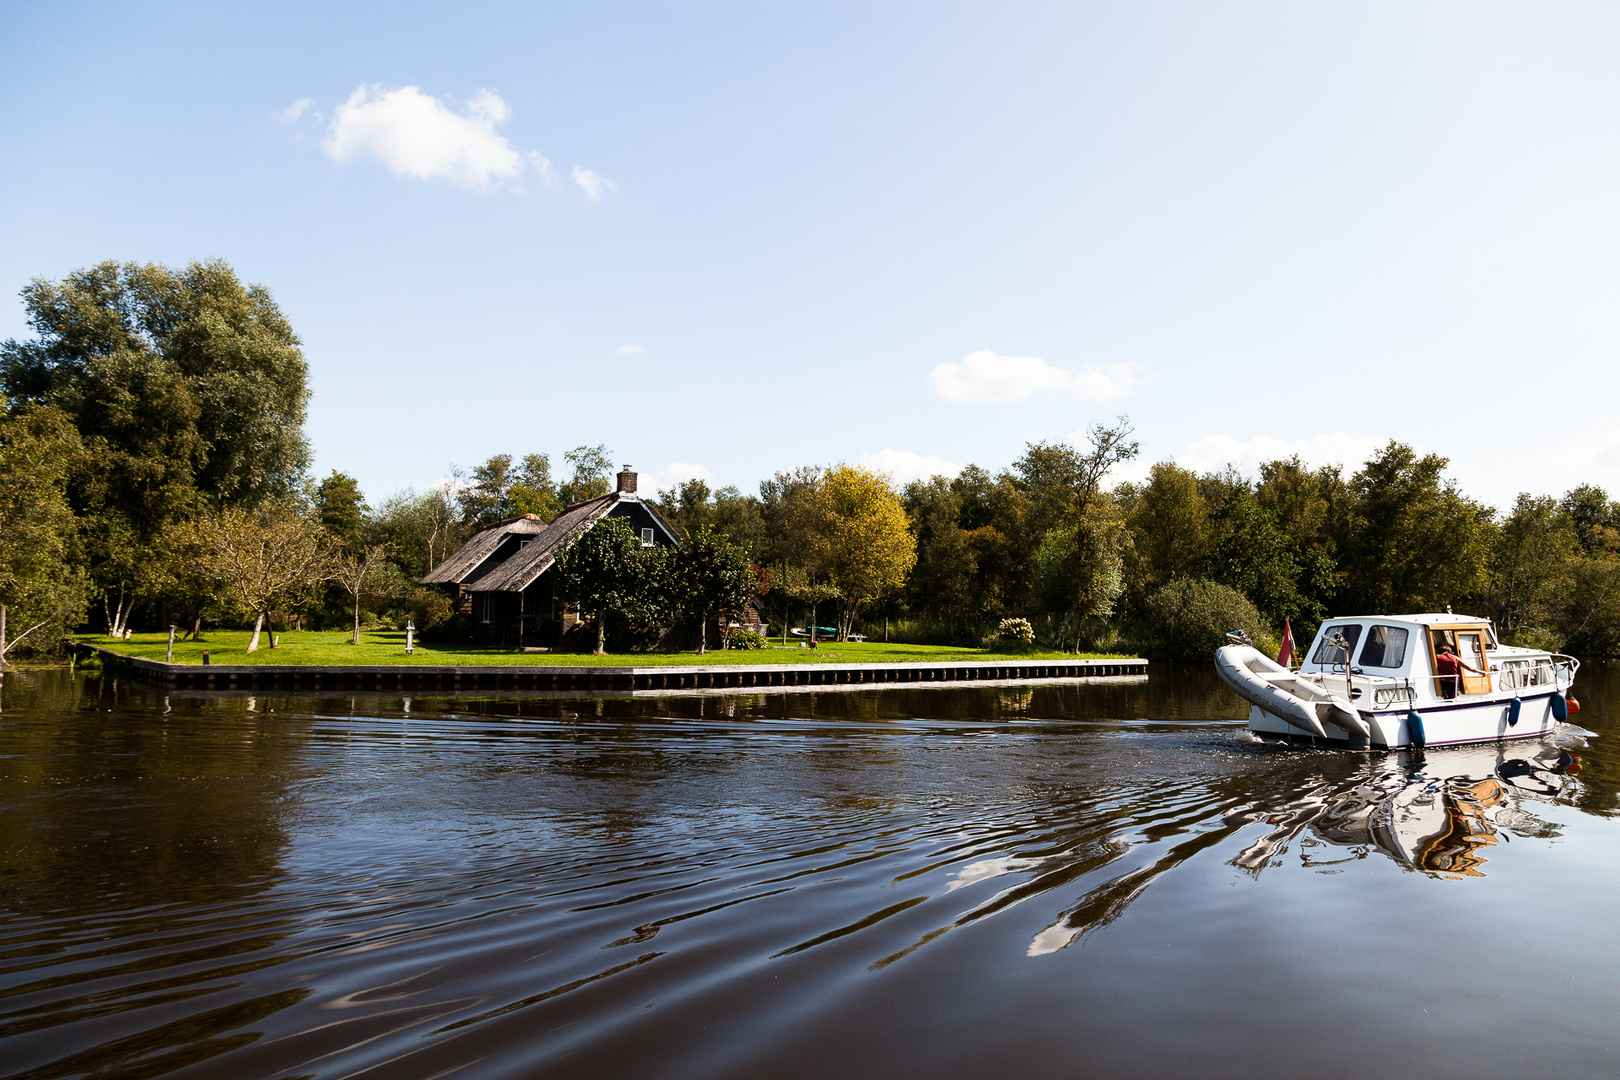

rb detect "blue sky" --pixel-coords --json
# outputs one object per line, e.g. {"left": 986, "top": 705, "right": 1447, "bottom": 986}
{"left": 5, "top": 2, "right": 1620, "bottom": 509}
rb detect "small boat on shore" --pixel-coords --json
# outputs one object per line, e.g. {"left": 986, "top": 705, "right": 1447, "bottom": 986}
{"left": 1216, "top": 612, "right": 1579, "bottom": 750}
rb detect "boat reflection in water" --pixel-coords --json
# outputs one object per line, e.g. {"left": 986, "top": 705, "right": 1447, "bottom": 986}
{"left": 1231, "top": 737, "right": 1587, "bottom": 879}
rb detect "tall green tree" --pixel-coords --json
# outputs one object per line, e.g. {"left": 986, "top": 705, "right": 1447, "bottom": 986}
{"left": 804, "top": 465, "right": 917, "bottom": 640}
{"left": 557, "top": 517, "right": 665, "bottom": 655}
{"left": 671, "top": 525, "right": 759, "bottom": 653}
{"left": 1337, "top": 442, "right": 1494, "bottom": 614}
{"left": 316, "top": 471, "right": 368, "bottom": 546}
{"left": 559, "top": 444, "right": 614, "bottom": 505}
{"left": 0, "top": 260, "right": 310, "bottom": 630}
{"left": 0, "top": 405, "right": 89, "bottom": 663}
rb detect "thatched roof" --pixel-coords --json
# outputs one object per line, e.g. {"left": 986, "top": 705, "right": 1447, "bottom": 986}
{"left": 418, "top": 514, "right": 548, "bottom": 585}
{"left": 419, "top": 493, "right": 682, "bottom": 594}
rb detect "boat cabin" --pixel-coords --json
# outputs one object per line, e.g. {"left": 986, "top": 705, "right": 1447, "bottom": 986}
{"left": 1298, "top": 613, "right": 1558, "bottom": 701}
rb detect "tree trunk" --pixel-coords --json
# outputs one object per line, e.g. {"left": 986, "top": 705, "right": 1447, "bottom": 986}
{"left": 884, "top": 613, "right": 889, "bottom": 643}
{"left": 247, "top": 609, "right": 265, "bottom": 652}
{"left": 595, "top": 616, "right": 606, "bottom": 656}
{"left": 352, "top": 595, "right": 361, "bottom": 644}
{"left": 191, "top": 613, "right": 202, "bottom": 641}
{"left": 1053, "top": 610, "right": 1073, "bottom": 652}
{"left": 0, "top": 605, "right": 7, "bottom": 673}
{"left": 698, "top": 613, "right": 707, "bottom": 655}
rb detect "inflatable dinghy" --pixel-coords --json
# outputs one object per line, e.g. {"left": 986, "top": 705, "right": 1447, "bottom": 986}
{"left": 1214, "top": 644, "right": 1369, "bottom": 740}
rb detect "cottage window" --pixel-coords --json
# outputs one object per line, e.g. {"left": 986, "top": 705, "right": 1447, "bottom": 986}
{"left": 641, "top": 528, "right": 654, "bottom": 547}
{"left": 480, "top": 595, "right": 491, "bottom": 623}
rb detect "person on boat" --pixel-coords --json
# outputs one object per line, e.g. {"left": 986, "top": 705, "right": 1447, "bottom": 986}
{"left": 1433, "top": 636, "right": 1486, "bottom": 699}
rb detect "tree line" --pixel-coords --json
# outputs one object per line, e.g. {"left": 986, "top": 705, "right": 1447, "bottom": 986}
{"left": 6, "top": 259, "right": 1620, "bottom": 663}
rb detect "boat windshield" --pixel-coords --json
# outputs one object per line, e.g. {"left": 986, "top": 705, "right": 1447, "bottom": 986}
{"left": 1358, "top": 625, "right": 1410, "bottom": 669}
{"left": 1311, "top": 624, "right": 1363, "bottom": 666}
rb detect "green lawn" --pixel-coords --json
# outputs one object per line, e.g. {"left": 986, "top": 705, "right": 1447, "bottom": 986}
{"left": 79, "top": 630, "right": 1127, "bottom": 667}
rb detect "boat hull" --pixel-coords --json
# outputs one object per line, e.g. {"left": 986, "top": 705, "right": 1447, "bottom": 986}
{"left": 1247, "top": 690, "right": 1563, "bottom": 749}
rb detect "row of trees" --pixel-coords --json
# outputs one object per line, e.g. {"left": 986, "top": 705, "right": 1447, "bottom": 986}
{"left": 632, "top": 428, "right": 1620, "bottom": 660}
{"left": 9, "top": 258, "right": 1620, "bottom": 661}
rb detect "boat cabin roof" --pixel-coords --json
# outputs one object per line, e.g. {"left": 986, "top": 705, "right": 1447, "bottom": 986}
{"left": 1324, "top": 613, "right": 1488, "bottom": 629}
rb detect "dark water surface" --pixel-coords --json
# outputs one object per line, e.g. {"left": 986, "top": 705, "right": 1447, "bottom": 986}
{"left": 3, "top": 664, "right": 1619, "bottom": 1079}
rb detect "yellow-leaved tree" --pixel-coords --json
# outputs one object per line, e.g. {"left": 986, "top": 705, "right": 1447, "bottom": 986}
{"left": 805, "top": 465, "right": 917, "bottom": 640}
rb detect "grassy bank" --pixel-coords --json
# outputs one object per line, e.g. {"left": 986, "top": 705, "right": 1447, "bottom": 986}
{"left": 80, "top": 631, "right": 1128, "bottom": 668}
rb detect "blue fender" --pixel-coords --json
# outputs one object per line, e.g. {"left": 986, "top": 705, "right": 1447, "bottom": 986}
{"left": 1552, "top": 692, "right": 1568, "bottom": 721}
{"left": 1407, "top": 706, "right": 1426, "bottom": 747}
{"left": 1508, "top": 697, "right": 1522, "bottom": 728}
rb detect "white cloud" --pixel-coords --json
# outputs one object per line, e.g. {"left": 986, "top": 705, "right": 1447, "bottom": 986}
{"left": 1554, "top": 429, "right": 1620, "bottom": 475}
{"left": 274, "top": 97, "right": 315, "bottom": 123}
{"left": 321, "top": 85, "right": 535, "bottom": 190}
{"left": 650, "top": 462, "right": 715, "bottom": 494}
{"left": 572, "top": 165, "right": 617, "bottom": 200}
{"left": 615, "top": 344, "right": 643, "bottom": 356}
{"left": 1142, "top": 432, "right": 1386, "bottom": 481}
{"left": 858, "top": 448, "right": 962, "bottom": 486}
{"left": 929, "top": 350, "right": 1142, "bottom": 405}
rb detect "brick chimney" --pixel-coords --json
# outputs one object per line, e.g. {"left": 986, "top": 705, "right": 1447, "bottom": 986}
{"left": 616, "top": 466, "right": 637, "bottom": 494}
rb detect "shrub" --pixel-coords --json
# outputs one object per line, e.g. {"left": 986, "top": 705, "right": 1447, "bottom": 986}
{"left": 998, "top": 617, "right": 1035, "bottom": 643}
{"left": 727, "top": 629, "right": 767, "bottom": 650}
{"left": 1142, "top": 578, "right": 1271, "bottom": 662}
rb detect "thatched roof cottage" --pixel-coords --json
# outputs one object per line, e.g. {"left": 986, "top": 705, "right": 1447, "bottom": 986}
{"left": 421, "top": 467, "right": 681, "bottom": 646}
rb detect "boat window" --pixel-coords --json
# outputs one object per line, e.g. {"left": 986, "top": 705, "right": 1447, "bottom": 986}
{"left": 1310, "top": 624, "right": 1363, "bottom": 666}
{"left": 1500, "top": 660, "right": 1530, "bottom": 691}
{"left": 1533, "top": 660, "right": 1555, "bottom": 685}
{"left": 1357, "top": 625, "right": 1409, "bottom": 668}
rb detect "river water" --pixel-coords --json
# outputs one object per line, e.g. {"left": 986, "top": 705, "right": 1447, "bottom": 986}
{"left": 1, "top": 664, "right": 1618, "bottom": 1079}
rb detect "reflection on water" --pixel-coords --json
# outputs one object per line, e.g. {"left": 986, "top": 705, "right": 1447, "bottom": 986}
{"left": 1, "top": 665, "right": 1619, "bottom": 1079}
{"left": 1231, "top": 741, "right": 1582, "bottom": 880}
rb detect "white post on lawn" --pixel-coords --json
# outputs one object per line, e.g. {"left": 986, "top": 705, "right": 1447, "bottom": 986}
{"left": 406, "top": 618, "right": 415, "bottom": 655}
{"left": 166, "top": 625, "right": 176, "bottom": 663}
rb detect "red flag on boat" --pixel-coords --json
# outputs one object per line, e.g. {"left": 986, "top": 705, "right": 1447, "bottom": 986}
{"left": 1277, "top": 618, "right": 1295, "bottom": 667}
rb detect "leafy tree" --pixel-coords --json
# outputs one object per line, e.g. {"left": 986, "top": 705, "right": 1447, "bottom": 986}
{"left": 1336, "top": 442, "right": 1494, "bottom": 614}
{"left": 1560, "top": 484, "right": 1620, "bottom": 555}
{"left": 1014, "top": 418, "right": 1139, "bottom": 647}
{"left": 658, "top": 477, "right": 714, "bottom": 533}
{"left": 904, "top": 476, "right": 979, "bottom": 634}
{"left": 457, "top": 454, "right": 517, "bottom": 528}
{"left": 182, "top": 506, "right": 336, "bottom": 652}
{"left": 1143, "top": 578, "right": 1270, "bottom": 661}
{"left": 0, "top": 405, "right": 89, "bottom": 662}
{"left": 804, "top": 465, "right": 916, "bottom": 640}
{"left": 557, "top": 517, "right": 665, "bottom": 655}
{"left": 332, "top": 543, "right": 391, "bottom": 644}
{"left": 1121, "top": 461, "right": 1211, "bottom": 610}
{"left": 510, "top": 453, "right": 560, "bottom": 521}
{"left": 1, "top": 260, "right": 310, "bottom": 629}
{"left": 711, "top": 486, "right": 766, "bottom": 556}
{"left": 375, "top": 484, "right": 466, "bottom": 579}
{"left": 1490, "top": 494, "right": 1578, "bottom": 641}
{"left": 671, "top": 525, "right": 758, "bottom": 653}
{"left": 316, "top": 471, "right": 368, "bottom": 546}
{"left": 1208, "top": 486, "right": 1328, "bottom": 626}
{"left": 559, "top": 444, "right": 614, "bottom": 505}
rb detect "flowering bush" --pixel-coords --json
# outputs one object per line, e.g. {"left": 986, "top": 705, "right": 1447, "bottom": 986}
{"left": 727, "top": 629, "right": 768, "bottom": 650}
{"left": 998, "top": 617, "right": 1035, "bottom": 644}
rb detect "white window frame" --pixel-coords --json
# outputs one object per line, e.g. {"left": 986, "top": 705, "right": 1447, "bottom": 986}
{"left": 641, "top": 528, "right": 655, "bottom": 547}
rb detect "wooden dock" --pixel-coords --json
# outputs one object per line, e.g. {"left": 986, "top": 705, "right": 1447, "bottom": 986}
{"left": 80, "top": 646, "right": 1146, "bottom": 695}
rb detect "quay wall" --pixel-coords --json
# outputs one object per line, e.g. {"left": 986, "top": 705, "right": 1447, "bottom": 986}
{"left": 77, "top": 646, "right": 1147, "bottom": 694}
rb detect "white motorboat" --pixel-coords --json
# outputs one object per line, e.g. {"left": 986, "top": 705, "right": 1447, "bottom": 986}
{"left": 1215, "top": 612, "right": 1580, "bottom": 750}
